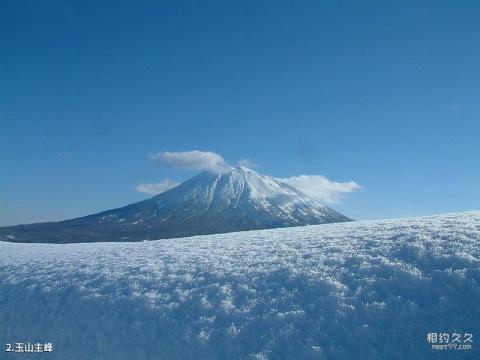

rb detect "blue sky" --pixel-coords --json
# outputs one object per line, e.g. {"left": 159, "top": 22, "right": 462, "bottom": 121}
{"left": 1, "top": 0, "right": 479, "bottom": 226}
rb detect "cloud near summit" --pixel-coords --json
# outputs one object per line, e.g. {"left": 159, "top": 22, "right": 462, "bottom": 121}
{"left": 150, "top": 150, "right": 231, "bottom": 173}
{"left": 141, "top": 150, "right": 360, "bottom": 203}
{"left": 135, "top": 179, "right": 180, "bottom": 195}
{"left": 279, "top": 175, "right": 361, "bottom": 204}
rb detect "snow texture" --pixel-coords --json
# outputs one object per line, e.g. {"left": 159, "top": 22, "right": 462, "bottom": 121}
{"left": 1, "top": 211, "right": 480, "bottom": 359}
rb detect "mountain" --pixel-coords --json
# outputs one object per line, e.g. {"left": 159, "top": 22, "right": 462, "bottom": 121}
{"left": 0, "top": 166, "right": 351, "bottom": 243}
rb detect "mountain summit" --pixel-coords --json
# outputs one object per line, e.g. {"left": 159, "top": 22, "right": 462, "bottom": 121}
{"left": 0, "top": 167, "right": 351, "bottom": 243}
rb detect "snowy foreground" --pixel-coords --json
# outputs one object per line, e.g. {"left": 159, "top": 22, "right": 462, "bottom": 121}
{"left": 1, "top": 212, "right": 479, "bottom": 360}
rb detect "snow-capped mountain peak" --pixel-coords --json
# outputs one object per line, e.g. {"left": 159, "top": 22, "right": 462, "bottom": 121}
{"left": 154, "top": 166, "right": 338, "bottom": 218}
{"left": 0, "top": 167, "right": 350, "bottom": 243}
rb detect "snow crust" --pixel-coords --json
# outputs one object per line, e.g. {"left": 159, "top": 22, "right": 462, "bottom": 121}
{"left": 1, "top": 211, "right": 479, "bottom": 359}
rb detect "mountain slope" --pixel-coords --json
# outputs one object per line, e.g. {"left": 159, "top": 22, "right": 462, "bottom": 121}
{"left": 0, "top": 167, "right": 350, "bottom": 243}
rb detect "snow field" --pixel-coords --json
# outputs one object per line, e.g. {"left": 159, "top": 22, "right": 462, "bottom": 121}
{"left": 1, "top": 211, "right": 479, "bottom": 359}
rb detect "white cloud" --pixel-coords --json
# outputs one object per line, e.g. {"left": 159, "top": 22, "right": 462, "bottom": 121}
{"left": 135, "top": 179, "right": 180, "bottom": 195}
{"left": 150, "top": 150, "right": 231, "bottom": 173}
{"left": 279, "top": 175, "right": 361, "bottom": 204}
{"left": 236, "top": 158, "right": 257, "bottom": 168}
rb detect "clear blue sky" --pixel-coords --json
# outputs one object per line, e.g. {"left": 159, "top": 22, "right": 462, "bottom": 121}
{"left": 1, "top": 0, "right": 479, "bottom": 226}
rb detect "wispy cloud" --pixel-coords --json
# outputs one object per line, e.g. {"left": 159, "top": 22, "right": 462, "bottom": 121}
{"left": 150, "top": 150, "right": 231, "bottom": 173}
{"left": 279, "top": 175, "right": 361, "bottom": 204}
{"left": 236, "top": 158, "right": 257, "bottom": 168}
{"left": 135, "top": 179, "right": 180, "bottom": 195}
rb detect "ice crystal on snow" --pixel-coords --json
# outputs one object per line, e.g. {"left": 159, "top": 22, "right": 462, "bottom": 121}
{"left": 1, "top": 212, "right": 479, "bottom": 359}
